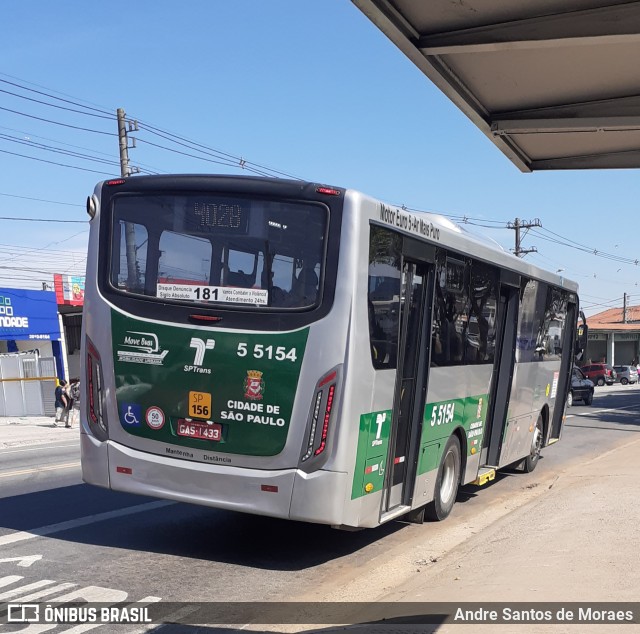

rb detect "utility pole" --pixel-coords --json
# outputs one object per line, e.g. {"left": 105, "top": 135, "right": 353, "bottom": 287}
{"left": 507, "top": 217, "right": 542, "bottom": 257}
{"left": 116, "top": 108, "right": 140, "bottom": 288}
{"left": 623, "top": 292, "right": 628, "bottom": 323}
{"left": 116, "top": 108, "right": 139, "bottom": 177}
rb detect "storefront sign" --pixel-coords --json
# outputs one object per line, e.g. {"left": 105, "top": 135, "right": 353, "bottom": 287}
{"left": 0, "top": 288, "right": 60, "bottom": 340}
{"left": 614, "top": 333, "right": 639, "bottom": 341}
{"left": 54, "top": 274, "right": 85, "bottom": 306}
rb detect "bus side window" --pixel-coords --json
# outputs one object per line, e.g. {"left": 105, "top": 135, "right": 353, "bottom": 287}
{"left": 467, "top": 261, "right": 498, "bottom": 364}
{"left": 368, "top": 226, "right": 402, "bottom": 370}
{"left": 432, "top": 255, "right": 468, "bottom": 368}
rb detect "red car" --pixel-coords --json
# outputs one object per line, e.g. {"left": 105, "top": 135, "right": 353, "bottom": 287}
{"left": 580, "top": 363, "right": 616, "bottom": 386}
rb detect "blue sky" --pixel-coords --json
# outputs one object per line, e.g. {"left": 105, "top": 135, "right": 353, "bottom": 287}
{"left": 1, "top": 0, "right": 638, "bottom": 315}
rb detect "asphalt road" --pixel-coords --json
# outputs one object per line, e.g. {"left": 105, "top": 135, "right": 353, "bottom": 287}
{"left": 0, "top": 383, "right": 638, "bottom": 633}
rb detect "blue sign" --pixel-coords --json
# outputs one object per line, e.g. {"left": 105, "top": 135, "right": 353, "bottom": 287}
{"left": 120, "top": 403, "right": 142, "bottom": 428}
{"left": 0, "top": 289, "right": 60, "bottom": 341}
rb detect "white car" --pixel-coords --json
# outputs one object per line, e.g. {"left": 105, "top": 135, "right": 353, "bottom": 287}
{"left": 613, "top": 365, "right": 638, "bottom": 385}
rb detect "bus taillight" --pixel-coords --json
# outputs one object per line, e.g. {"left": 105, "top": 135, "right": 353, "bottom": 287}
{"left": 86, "top": 336, "right": 108, "bottom": 441}
{"left": 301, "top": 368, "right": 340, "bottom": 463}
{"left": 314, "top": 384, "right": 335, "bottom": 456}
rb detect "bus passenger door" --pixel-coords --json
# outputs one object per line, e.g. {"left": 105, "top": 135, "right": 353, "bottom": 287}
{"left": 382, "top": 240, "right": 434, "bottom": 516}
{"left": 483, "top": 276, "right": 519, "bottom": 467}
{"left": 550, "top": 300, "right": 577, "bottom": 440}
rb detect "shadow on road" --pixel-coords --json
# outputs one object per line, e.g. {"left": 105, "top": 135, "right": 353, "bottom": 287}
{"left": 0, "top": 483, "right": 407, "bottom": 571}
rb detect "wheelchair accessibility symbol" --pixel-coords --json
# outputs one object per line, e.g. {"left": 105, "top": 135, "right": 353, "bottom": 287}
{"left": 120, "top": 403, "right": 142, "bottom": 427}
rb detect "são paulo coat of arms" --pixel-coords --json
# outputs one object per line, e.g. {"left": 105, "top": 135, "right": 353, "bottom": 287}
{"left": 244, "top": 370, "right": 265, "bottom": 400}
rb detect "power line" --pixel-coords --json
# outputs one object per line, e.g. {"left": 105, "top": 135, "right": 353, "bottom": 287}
{"left": 2, "top": 73, "right": 302, "bottom": 180}
{"left": 0, "top": 148, "right": 116, "bottom": 176}
{"left": 136, "top": 121, "right": 304, "bottom": 180}
{"left": 0, "top": 132, "right": 122, "bottom": 167}
{"left": 0, "top": 216, "right": 86, "bottom": 224}
{"left": 530, "top": 228, "right": 639, "bottom": 265}
{"left": 0, "top": 105, "right": 115, "bottom": 135}
{"left": 0, "top": 192, "right": 83, "bottom": 207}
{"left": 0, "top": 87, "right": 115, "bottom": 120}
{"left": 1, "top": 230, "right": 89, "bottom": 266}
{"left": 0, "top": 76, "right": 114, "bottom": 117}
{"left": 391, "top": 204, "right": 511, "bottom": 227}
{"left": 0, "top": 125, "right": 167, "bottom": 174}
{"left": 136, "top": 137, "right": 271, "bottom": 175}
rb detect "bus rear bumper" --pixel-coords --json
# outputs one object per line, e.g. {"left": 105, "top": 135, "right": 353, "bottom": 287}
{"left": 81, "top": 431, "right": 111, "bottom": 488}
{"left": 82, "top": 438, "right": 348, "bottom": 524}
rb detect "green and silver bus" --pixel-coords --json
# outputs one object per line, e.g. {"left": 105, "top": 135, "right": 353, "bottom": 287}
{"left": 81, "top": 175, "right": 585, "bottom": 529}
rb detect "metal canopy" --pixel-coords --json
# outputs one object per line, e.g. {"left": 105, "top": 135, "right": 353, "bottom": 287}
{"left": 352, "top": 0, "right": 640, "bottom": 171}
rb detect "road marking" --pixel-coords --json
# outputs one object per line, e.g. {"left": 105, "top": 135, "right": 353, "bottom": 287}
{"left": 0, "top": 576, "right": 162, "bottom": 633}
{"left": 0, "top": 444, "right": 78, "bottom": 454}
{"left": 0, "top": 575, "right": 22, "bottom": 589}
{"left": 0, "top": 555, "right": 42, "bottom": 567}
{"left": 8, "top": 580, "right": 76, "bottom": 602}
{"left": 570, "top": 404, "right": 640, "bottom": 417}
{"left": 0, "top": 461, "right": 80, "bottom": 478}
{"left": 0, "top": 578, "right": 57, "bottom": 600}
{"left": 0, "top": 500, "right": 175, "bottom": 546}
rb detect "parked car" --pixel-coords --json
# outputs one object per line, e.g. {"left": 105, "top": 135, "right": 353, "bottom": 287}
{"left": 613, "top": 364, "right": 638, "bottom": 385}
{"left": 580, "top": 363, "right": 616, "bottom": 386}
{"left": 568, "top": 367, "right": 594, "bottom": 406}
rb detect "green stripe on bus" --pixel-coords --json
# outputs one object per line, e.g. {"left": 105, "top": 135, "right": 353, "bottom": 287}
{"left": 352, "top": 394, "right": 488, "bottom": 499}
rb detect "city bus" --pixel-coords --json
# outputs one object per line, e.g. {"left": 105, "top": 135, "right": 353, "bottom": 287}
{"left": 81, "top": 175, "right": 586, "bottom": 529}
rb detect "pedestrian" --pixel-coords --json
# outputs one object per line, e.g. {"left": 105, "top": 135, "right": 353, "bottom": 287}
{"left": 68, "top": 378, "right": 81, "bottom": 428}
{"left": 54, "top": 379, "right": 69, "bottom": 427}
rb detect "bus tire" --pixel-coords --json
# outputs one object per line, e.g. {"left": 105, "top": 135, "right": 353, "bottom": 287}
{"left": 523, "top": 414, "right": 544, "bottom": 473}
{"left": 425, "top": 435, "right": 461, "bottom": 521}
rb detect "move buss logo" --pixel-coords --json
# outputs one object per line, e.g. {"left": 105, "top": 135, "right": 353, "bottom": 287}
{"left": 116, "top": 331, "right": 168, "bottom": 365}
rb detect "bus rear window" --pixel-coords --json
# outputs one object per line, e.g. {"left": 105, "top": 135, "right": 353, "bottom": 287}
{"left": 110, "top": 194, "right": 327, "bottom": 309}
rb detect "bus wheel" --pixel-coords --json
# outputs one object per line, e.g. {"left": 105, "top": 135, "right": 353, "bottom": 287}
{"left": 523, "top": 414, "right": 544, "bottom": 473}
{"left": 425, "top": 435, "right": 461, "bottom": 521}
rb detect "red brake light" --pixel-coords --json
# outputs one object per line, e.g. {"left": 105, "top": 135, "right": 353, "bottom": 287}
{"left": 301, "top": 368, "right": 340, "bottom": 462}
{"left": 316, "top": 186, "right": 341, "bottom": 196}
{"left": 106, "top": 179, "right": 126, "bottom": 186}
{"left": 318, "top": 371, "right": 337, "bottom": 387}
{"left": 314, "top": 384, "right": 335, "bottom": 456}
{"left": 189, "top": 314, "right": 222, "bottom": 322}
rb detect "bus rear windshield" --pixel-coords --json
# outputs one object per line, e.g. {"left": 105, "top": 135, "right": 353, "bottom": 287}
{"left": 109, "top": 193, "right": 328, "bottom": 309}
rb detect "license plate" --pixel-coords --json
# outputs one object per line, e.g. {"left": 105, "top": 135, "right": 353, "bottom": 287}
{"left": 176, "top": 419, "right": 222, "bottom": 441}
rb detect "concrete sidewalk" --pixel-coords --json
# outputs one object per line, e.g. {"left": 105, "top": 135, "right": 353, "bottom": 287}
{"left": 376, "top": 434, "right": 640, "bottom": 632}
{"left": 0, "top": 414, "right": 80, "bottom": 449}
{"left": 288, "top": 434, "right": 640, "bottom": 634}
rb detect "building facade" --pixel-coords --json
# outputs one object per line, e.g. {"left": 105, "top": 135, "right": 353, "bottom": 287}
{"left": 585, "top": 306, "right": 640, "bottom": 366}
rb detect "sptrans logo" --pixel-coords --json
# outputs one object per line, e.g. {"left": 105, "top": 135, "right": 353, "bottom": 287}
{"left": 184, "top": 337, "right": 215, "bottom": 374}
{"left": 0, "top": 296, "right": 28, "bottom": 329}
